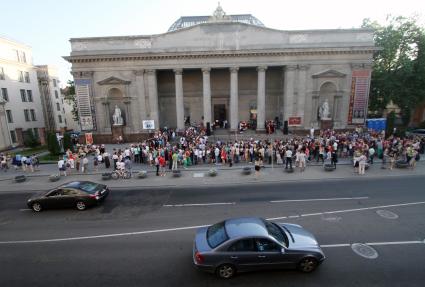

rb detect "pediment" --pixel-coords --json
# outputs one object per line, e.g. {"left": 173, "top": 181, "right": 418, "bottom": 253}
{"left": 97, "top": 76, "right": 131, "bottom": 85}
{"left": 312, "top": 70, "right": 346, "bottom": 79}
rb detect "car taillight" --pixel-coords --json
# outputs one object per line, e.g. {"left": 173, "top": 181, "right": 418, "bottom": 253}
{"left": 195, "top": 251, "right": 204, "bottom": 264}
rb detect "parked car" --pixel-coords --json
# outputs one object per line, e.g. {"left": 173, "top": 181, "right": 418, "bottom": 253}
{"left": 193, "top": 217, "right": 325, "bottom": 279}
{"left": 406, "top": 129, "right": 425, "bottom": 137}
{"left": 27, "top": 181, "right": 110, "bottom": 212}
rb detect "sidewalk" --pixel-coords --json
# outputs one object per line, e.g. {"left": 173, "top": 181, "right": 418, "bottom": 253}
{"left": 1, "top": 159, "right": 424, "bottom": 193}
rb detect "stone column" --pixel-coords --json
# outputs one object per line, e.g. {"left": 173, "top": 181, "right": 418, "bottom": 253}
{"left": 256, "top": 66, "right": 267, "bottom": 131}
{"left": 134, "top": 70, "right": 147, "bottom": 132}
{"left": 311, "top": 91, "right": 320, "bottom": 128}
{"left": 124, "top": 97, "right": 132, "bottom": 133}
{"left": 146, "top": 69, "right": 159, "bottom": 130}
{"left": 229, "top": 67, "right": 239, "bottom": 131}
{"left": 283, "top": 65, "right": 297, "bottom": 120}
{"left": 102, "top": 100, "right": 111, "bottom": 132}
{"left": 202, "top": 67, "right": 212, "bottom": 126}
{"left": 297, "top": 65, "right": 309, "bottom": 124}
{"left": 174, "top": 69, "right": 185, "bottom": 130}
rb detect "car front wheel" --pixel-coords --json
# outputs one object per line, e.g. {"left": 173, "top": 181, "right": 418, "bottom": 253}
{"left": 76, "top": 201, "right": 87, "bottom": 211}
{"left": 297, "top": 257, "right": 318, "bottom": 273}
{"left": 31, "top": 202, "right": 42, "bottom": 212}
{"left": 216, "top": 264, "right": 236, "bottom": 279}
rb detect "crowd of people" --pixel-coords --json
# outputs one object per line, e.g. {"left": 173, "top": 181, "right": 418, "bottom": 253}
{"left": 1, "top": 127, "right": 424, "bottom": 177}
{"left": 0, "top": 153, "right": 39, "bottom": 173}
{"left": 56, "top": 127, "right": 425, "bottom": 177}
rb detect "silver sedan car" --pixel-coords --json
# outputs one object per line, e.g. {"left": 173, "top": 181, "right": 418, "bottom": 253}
{"left": 193, "top": 217, "right": 325, "bottom": 279}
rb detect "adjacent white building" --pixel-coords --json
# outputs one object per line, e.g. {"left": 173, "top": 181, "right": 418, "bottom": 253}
{"left": 0, "top": 37, "right": 46, "bottom": 147}
{"left": 36, "top": 65, "right": 67, "bottom": 132}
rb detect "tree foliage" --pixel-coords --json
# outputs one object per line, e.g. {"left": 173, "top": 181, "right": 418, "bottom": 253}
{"left": 63, "top": 132, "right": 72, "bottom": 152}
{"left": 63, "top": 80, "right": 79, "bottom": 121}
{"left": 23, "top": 129, "right": 40, "bottom": 148}
{"left": 47, "top": 132, "right": 61, "bottom": 156}
{"left": 362, "top": 16, "right": 425, "bottom": 125}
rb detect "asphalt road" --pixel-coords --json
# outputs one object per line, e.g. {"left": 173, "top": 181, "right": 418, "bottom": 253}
{"left": 0, "top": 176, "right": 425, "bottom": 287}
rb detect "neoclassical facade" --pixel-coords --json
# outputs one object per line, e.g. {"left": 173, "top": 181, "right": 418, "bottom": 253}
{"left": 65, "top": 8, "right": 376, "bottom": 140}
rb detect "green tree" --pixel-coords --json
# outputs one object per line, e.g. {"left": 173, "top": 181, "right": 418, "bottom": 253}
{"left": 362, "top": 16, "right": 425, "bottom": 125}
{"left": 63, "top": 80, "right": 79, "bottom": 121}
{"left": 47, "top": 132, "right": 61, "bottom": 156}
{"left": 23, "top": 129, "right": 40, "bottom": 148}
{"left": 63, "top": 132, "right": 72, "bottom": 152}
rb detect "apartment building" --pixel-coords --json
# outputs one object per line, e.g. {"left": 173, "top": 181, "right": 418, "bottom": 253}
{"left": 0, "top": 37, "right": 45, "bottom": 148}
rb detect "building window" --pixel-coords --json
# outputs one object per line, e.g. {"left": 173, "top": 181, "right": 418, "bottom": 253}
{"left": 33, "top": 128, "right": 39, "bottom": 139}
{"left": 24, "top": 72, "right": 30, "bottom": 83}
{"left": 56, "top": 102, "right": 60, "bottom": 111}
{"left": 15, "top": 50, "right": 20, "bottom": 62}
{"left": 30, "top": 109, "right": 36, "bottom": 121}
{"left": 10, "top": 131, "right": 17, "bottom": 143}
{"left": 62, "top": 107, "right": 65, "bottom": 113}
{"left": 20, "top": 89, "right": 27, "bottom": 102}
{"left": 18, "top": 71, "right": 24, "bottom": 82}
{"left": 0, "top": 67, "right": 4, "bottom": 80}
{"left": 26, "top": 90, "right": 33, "bottom": 102}
{"left": 53, "top": 79, "right": 57, "bottom": 87}
{"left": 6, "top": 110, "right": 13, "bottom": 123}
{"left": 1, "top": 88, "right": 8, "bottom": 101}
{"left": 58, "top": 115, "right": 63, "bottom": 123}
{"left": 65, "top": 118, "right": 67, "bottom": 125}
{"left": 24, "top": 109, "right": 30, "bottom": 122}
{"left": 55, "top": 90, "right": 58, "bottom": 99}
{"left": 21, "top": 51, "right": 27, "bottom": 63}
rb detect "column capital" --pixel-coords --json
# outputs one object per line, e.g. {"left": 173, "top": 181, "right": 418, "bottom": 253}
{"left": 285, "top": 65, "right": 298, "bottom": 71}
{"left": 256, "top": 66, "right": 267, "bottom": 72}
{"left": 298, "top": 64, "right": 310, "bottom": 71}
{"left": 202, "top": 67, "right": 211, "bottom": 73}
{"left": 229, "top": 67, "right": 239, "bottom": 73}
{"left": 146, "top": 69, "right": 156, "bottom": 75}
{"left": 173, "top": 68, "right": 183, "bottom": 75}
{"left": 133, "top": 69, "right": 145, "bottom": 76}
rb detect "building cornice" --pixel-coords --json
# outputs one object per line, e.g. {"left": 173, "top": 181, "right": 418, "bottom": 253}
{"left": 63, "top": 47, "right": 378, "bottom": 64}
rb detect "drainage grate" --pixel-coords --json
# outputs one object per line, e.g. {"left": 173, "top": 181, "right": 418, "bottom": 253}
{"left": 321, "top": 215, "right": 342, "bottom": 222}
{"left": 193, "top": 173, "right": 204, "bottom": 178}
{"left": 351, "top": 243, "right": 378, "bottom": 259}
{"left": 376, "top": 210, "right": 399, "bottom": 219}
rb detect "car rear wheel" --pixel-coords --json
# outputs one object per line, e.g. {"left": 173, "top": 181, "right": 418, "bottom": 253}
{"left": 216, "top": 264, "right": 236, "bottom": 279}
{"left": 76, "top": 201, "right": 87, "bottom": 211}
{"left": 31, "top": 202, "right": 42, "bottom": 212}
{"left": 297, "top": 257, "right": 318, "bottom": 273}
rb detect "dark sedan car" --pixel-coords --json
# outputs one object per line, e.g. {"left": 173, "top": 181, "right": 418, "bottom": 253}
{"left": 27, "top": 181, "right": 110, "bottom": 212}
{"left": 193, "top": 217, "right": 325, "bottom": 279}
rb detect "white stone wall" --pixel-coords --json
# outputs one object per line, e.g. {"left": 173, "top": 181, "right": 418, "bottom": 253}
{"left": 0, "top": 37, "right": 45, "bottom": 144}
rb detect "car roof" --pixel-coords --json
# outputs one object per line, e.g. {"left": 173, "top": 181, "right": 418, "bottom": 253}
{"left": 225, "top": 217, "right": 269, "bottom": 239}
{"left": 60, "top": 181, "right": 92, "bottom": 189}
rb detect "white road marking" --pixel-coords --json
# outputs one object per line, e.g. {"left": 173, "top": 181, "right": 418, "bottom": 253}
{"left": 322, "top": 240, "right": 424, "bottom": 248}
{"left": 163, "top": 202, "right": 235, "bottom": 207}
{"left": 267, "top": 201, "right": 425, "bottom": 220}
{"left": 270, "top": 197, "right": 369, "bottom": 203}
{"left": 1, "top": 200, "right": 425, "bottom": 244}
{"left": 19, "top": 209, "right": 31, "bottom": 212}
{"left": 288, "top": 215, "right": 300, "bottom": 218}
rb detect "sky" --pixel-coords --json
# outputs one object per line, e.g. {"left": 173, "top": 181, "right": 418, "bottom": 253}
{"left": 1, "top": 0, "right": 424, "bottom": 86}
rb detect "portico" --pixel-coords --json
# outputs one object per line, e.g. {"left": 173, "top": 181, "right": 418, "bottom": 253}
{"left": 65, "top": 6, "right": 376, "bottom": 141}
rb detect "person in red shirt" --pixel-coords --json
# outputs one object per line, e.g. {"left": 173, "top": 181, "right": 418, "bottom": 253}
{"left": 158, "top": 155, "right": 166, "bottom": 176}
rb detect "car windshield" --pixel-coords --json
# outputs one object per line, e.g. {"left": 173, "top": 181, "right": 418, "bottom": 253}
{"left": 207, "top": 221, "right": 229, "bottom": 248}
{"left": 263, "top": 220, "right": 289, "bottom": 247}
{"left": 77, "top": 182, "right": 100, "bottom": 193}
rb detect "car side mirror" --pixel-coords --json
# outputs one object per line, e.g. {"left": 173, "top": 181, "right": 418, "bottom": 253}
{"left": 281, "top": 248, "right": 286, "bottom": 254}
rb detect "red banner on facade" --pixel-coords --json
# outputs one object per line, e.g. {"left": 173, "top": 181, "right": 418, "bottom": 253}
{"left": 288, "top": 117, "right": 302, "bottom": 126}
{"left": 348, "top": 70, "right": 371, "bottom": 125}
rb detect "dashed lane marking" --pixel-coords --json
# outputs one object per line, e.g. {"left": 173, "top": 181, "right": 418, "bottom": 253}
{"left": 163, "top": 202, "right": 236, "bottom": 207}
{"left": 270, "top": 197, "right": 369, "bottom": 203}
{"left": 1, "top": 200, "right": 425, "bottom": 244}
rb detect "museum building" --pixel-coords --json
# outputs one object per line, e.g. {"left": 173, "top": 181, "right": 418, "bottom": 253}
{"left": 65, "top": 5, "right": 377, "bottom": 141}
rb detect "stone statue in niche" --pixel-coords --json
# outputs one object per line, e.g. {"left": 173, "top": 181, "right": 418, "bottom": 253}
{"left": 319, "top": 99, "right": 331, "bottom": 120}
{"left": 112, "top": 105, "right": 124, "bottom": 126}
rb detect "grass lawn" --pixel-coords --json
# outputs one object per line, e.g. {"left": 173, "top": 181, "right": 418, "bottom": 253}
{"left": 39, "top": 153, "right": 61, "bottom": 162}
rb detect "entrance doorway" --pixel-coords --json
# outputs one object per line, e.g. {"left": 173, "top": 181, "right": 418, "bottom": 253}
{"left": 213, "top": 104, "right": 227, "bottom": 128}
